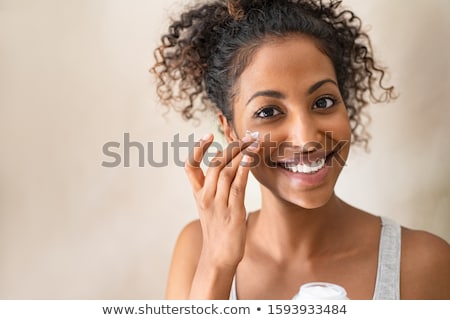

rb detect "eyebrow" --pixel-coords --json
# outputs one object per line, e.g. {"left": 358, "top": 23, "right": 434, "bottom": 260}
{"left": 246, "top": 90, "right": 285, "bottom": 106}
{"left": 307, "top": 79, "right": 338, "bottom": 95}
{"left": 245, "top": 78, "right": 338, "bottom": 106}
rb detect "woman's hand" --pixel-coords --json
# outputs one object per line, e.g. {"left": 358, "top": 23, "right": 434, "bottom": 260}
{"left": 185, "top": 133, "right": 259, "bottom": 270}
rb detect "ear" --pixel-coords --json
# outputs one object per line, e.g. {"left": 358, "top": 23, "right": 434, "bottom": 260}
{"left": 218, "top": 113, "right": 238, "bottom": 143}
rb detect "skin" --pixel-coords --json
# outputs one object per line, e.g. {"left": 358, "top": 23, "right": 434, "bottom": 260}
{"left": 166, "top": 34, "right": 450, "bottom": 300}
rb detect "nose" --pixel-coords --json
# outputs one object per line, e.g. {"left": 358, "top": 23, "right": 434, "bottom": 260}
{"left": 286, "top": 114, "right": 323, "bottom": 152}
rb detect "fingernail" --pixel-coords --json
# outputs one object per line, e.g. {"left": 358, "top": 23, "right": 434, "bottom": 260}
{"left": 200, "top": 133, "right": 212, "bottom": 141}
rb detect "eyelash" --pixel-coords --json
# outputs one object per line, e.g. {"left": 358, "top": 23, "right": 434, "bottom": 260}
{"left": 253, "top": 106, "right": 282, "bottom": 119}
{"left": 313, "top": 95, "right": 339, "bottom": 110}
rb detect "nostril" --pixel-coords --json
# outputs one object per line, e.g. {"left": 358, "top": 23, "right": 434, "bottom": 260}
{"left": 302, "top": 141, "right": 323, "bottom": 153}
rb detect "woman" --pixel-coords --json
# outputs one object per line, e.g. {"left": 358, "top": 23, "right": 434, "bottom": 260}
{"left": 151, "top": 0, "right": 450, "bottom": 299}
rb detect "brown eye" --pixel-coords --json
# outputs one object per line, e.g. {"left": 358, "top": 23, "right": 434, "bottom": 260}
{"left": 255, "top": 106, "right": 282, "bottom": 118}
{"left": 314, "top": 97, "right": 335, "bottom": 109}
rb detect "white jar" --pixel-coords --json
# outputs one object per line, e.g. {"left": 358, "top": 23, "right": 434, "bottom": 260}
{"left": 292, "top": 282, "right": 349, "bottom": 300}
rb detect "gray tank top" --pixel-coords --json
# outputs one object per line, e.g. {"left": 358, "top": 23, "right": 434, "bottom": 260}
{"left": 229, "top": 216, "right": 401, "bottom": 300}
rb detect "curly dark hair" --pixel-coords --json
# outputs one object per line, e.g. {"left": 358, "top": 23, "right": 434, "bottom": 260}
{"left": 151, "top": 0, "right": 395, "bottom": 147}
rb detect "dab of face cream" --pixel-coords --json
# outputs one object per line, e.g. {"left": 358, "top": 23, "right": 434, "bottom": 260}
{"left": 246, "top": 130, "right": 259, "bottom": 140}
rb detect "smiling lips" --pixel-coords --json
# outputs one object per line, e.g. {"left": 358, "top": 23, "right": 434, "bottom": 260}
{"left": 279, "top": 158, "right": 326, "bottom": 174}
{"left": 274, "top": 149, "right": 332, "bottom": 175}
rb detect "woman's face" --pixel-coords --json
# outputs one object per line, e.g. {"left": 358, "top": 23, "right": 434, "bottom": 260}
{"left": 223, "top": 34, "right": 352, "bottom": 209}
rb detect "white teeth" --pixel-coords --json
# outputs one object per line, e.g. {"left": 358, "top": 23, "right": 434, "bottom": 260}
{"left": 303, "top": 164, "right": 312, "bottom": 174}
{"left": 307, "top": 158, "right": 326, "bottom": 172}
{"left": 283, "top": 158, "right": 325, "bottom": 174}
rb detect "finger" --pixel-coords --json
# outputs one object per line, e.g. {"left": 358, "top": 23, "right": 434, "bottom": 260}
{"left": 184, "top": 133, "right": 214, "bottom": 192}
{"left": 215, "top": 150, "right": 244, "bottom": 208}
{"left": 205, "top": 134, "right": 255, "bottom": 174}
{"left": 216, "top": 141, "right": 260, "bottom": 208}
{"left": 228, "top": 153, "right": 253, "bottom": 208}
{"left": 202, "top": 135, "right": 255, "bottom": 195}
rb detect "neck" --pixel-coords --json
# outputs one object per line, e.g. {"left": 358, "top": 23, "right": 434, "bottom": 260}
{"left": 253, "top": 186, "right": 351, "bottom": 261}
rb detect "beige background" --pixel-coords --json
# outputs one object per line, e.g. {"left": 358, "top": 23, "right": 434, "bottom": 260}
{"left": 0, "top": 0, "right": 449, "bottom": 299}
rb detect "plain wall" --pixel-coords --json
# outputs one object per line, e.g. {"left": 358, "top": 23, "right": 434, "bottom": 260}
{"left": 0, "top": 0, "right": 449, "bottom": 299}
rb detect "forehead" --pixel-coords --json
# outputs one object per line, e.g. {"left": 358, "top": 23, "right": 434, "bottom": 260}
{"left": 236, "top": 35, "right": 337, "bottom": 97}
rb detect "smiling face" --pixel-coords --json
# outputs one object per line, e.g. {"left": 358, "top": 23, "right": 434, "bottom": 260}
{"left": 220, "top": 34, "right": 352, "bottom": 209}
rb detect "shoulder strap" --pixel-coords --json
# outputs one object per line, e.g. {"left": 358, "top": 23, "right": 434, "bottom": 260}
{"left": 229, "top": 274, "right": 238, "bottom": 300}
{"left": 373, "top": 216, "right": 401, "bottom": 300}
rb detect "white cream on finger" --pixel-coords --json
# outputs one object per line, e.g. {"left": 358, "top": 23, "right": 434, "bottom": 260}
{"left": 245, "top": 130, "right": 260, "bottom": 140}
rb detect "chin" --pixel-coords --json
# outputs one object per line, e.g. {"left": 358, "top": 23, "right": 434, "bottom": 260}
{"left": 256, "top": 173, "right": 339, "bottom": 211}
{"left": 286, "top": 191, "right": 335, "bottom": 210}
{"left": 276, "top": 184, "right": 337, "bottom": 210}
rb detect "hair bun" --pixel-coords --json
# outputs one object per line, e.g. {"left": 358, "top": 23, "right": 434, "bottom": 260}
{"left": 227, "top": 0, "right": 245, "bottom": 21}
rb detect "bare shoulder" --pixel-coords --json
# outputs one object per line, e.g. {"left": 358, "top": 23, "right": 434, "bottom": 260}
{"left": 401, "top": 227, "right": 450, "bottom": 299}
{"left": 174, "top": 219, "right": 203, "bottom": 252}
{"left": 165, "top": 219, "right": 203, "bottom": 299}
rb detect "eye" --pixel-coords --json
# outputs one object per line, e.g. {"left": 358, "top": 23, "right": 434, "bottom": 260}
{"left": 313, "top": 96, "right": 336, "bottom": 110}
{"left": 254, "top": 106, "right": 282, "bottom": 119}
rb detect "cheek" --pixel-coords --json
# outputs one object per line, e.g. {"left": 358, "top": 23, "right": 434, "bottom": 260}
{"left": 322, "top": 110, "right": 352, "bottom": 141}
{"left": 328, "top": 113, "right": 352, "bottom": 165}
